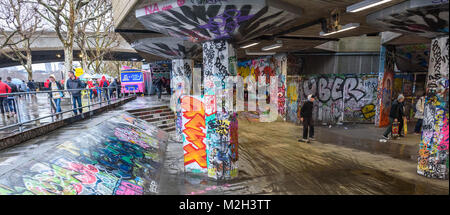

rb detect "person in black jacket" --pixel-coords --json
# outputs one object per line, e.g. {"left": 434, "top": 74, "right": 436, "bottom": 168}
{"left": 299, "top": 94, "right": 316, "bottom": 142}
{"left": 383, "top": 94, "right": 406, "bottom": 139}
{"left": 66, "top": 71, "right": 85, "bottom": 115}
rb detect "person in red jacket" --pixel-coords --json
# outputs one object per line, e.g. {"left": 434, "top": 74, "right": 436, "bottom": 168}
{"left": 99, "top": 76, "right": 110, "bottom": 103}
{"left": 0, "top": 77, "right": 12, "bottom": 116}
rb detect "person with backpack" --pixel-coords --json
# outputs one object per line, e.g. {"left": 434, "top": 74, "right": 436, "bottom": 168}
{"left": 414, "top": 94, "right": 425, "bottom": 135}
{"left": 0, "top": 77, "right": 12, "bottom": 117}
{"left": 99, "top": 76, "right": 110, "bottom": 103}
{"left": 5, "top": 77, "right": 18, "bottom": 118}
{"left": 299, "top": 94, "right": 316, "bottom": 143}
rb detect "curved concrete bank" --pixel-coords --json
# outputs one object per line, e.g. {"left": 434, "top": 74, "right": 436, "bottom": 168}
{"left": 0, "top": 113, "right": 168, "bottom": 195}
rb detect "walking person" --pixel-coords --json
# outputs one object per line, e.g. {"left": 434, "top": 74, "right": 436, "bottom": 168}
{"left": 299, "top": 94, "right": 316, "bottom": 143}
{"left": 45, "top": 75, "right": 64, "bottom": 120}
{"left": 5, "top": 77, "right": 19, "bottom": 118}
{"left": 414, "top": 93, "right": 425, "bottom": 135}
{"left": 0, "top": 77, "right": 12, "bottom": 118}
{"left": 382, "top": 94, "right": 406, "bottom": 139}
{"left": 66, "top": 71, "right": 84, "bottom": 115}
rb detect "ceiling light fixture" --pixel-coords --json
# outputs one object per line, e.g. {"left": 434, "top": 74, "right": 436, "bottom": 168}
{"left": 320, "top": 23, "right": 360, "bottom": 36}
{"left": 261, "top": 41, "right": 283, "bottom": 51}
{"left": 245, "top": 50, "right": 276, "bottom": 56}
{"left": 240, "top": 42, "right": 260, "bottom": 49}
{"left": 346, "top": 0, "right": 392, "bottom": 13}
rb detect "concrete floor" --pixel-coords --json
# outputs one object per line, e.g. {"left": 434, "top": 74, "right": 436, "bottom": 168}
{"left": 159, "top": 117, "right": 448, "bottom": 195}
{"left": 0, "top": 96, "right": 448, "bottom": 195}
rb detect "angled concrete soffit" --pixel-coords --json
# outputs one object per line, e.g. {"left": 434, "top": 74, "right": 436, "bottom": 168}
{"left": 131, "top": 37, "right": 202, "bottom": 59}
{"left": 135, "top": 0, "right": 302, "bottom": 43}
{"left": 366, "top": 0, "right": 449, "bottom": 39}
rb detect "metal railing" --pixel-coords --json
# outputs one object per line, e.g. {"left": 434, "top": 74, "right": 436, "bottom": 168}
{"left": 0, "top": 86, "right": 137, "bottom": 133}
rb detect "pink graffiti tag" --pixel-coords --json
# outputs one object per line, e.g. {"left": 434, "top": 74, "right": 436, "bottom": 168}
{"left": 115, "top": 181, "right": 144, "bottom": 195}
{"left": 68, "top": 162, "right": 99, "bottom": 185}
{"left": 438, "top": 117, "right": 449, "bottom": 151}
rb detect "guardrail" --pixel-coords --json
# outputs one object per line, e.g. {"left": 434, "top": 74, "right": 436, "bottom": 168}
{"left": 0, "top": 86, "right": 137, "bottom": 132}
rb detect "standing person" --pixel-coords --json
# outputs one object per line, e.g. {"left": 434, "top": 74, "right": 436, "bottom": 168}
{"left": 414, "top": 93, "right": 425, "bottom": 135}
{"left": 99, "top": 76, "right": 110, "bottom": 102}
{"left": 383, "top": 94, "right": 406, "bottom": 139}
{"left": 154, "top": 76, "right": 162, "bottom": 101}
{"left": 66, "top": 71, "right": 84, "bottom": 115}
{"left": 299, "top": 94, "right": 315, "bottom": 142}
{"left": 45, "top": 75, "right": 64, "bottom": 120}
{"left": 0, "top": 77, "right": 12, "bottom": 117}
{"left": 87, "top": 80, "right": 94, "bottom": 102}
{"left": 27, "top": 79, "right": 35, "bottom": 95}
{"left": 5, "top": 77, "right": 18, "bottom": 118}
{"left": 109, "top": 78, "right": 117, "bottom": 99}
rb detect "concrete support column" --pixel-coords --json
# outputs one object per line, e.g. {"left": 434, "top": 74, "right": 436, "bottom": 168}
{"left": 171, "top": 59, "right": 194, "bottom": 142}
{"left": 202, "top": 40, "right": 238, "bottom": 180}
{"left": 418, "top": 36, "right": 449, "bottom": 180}
{"left": 375, "top": 45, "right": 395, "bottom": 127}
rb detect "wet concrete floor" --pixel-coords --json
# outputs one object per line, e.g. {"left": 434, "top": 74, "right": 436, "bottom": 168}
{"left": 159, "top": 117, "right": 448, "bottom": 195}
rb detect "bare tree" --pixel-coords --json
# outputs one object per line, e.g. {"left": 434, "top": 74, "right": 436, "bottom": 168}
{"left": 0, "top": 0, "right": 42, "bottom": 80}
{"left": 75, "top": 0, "right": 119, "bottom": 75}
{"left": 36, "top": 0, "right": 111, "bottom": 81}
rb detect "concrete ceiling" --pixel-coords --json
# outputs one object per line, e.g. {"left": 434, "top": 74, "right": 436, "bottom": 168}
{"left": 114, "top": 0, "right": 410, "bottom": 61}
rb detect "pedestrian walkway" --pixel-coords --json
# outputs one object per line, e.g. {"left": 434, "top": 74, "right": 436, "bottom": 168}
{"left": 0, "top": 92, "right": 141, "bottom": 139}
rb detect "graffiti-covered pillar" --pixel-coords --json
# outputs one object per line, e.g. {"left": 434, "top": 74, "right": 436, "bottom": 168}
{"left": 375, "top": 45, "right": 396, "bottom": 127}
{"left": 275, "top": 54, "right": 288, "bottom": 121}
{"left": 171, "top": 59, "right": 194, "bottom": 142}
{"left": 203, "top": 40, "right": 238, "bottom": 180}
{"left": 418, "top": 36, "right": 449, "bottom": 180}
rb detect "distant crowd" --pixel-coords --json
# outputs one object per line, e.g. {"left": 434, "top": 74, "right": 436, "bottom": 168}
{"left": 0, "top": 71, "right": 122, "bottom": 119}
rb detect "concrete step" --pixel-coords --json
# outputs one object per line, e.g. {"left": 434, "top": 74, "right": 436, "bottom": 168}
{"left": 127, "top": 106, "right": 170, "bottom": 114}
{"left": 139, "top": 111, "right": 174, "bottom": 119}
{"left": 132, "top": 108, "right": 173, "bottom": 117}
{"left": 144, "top": 115, "right": 175, "bottom": 123}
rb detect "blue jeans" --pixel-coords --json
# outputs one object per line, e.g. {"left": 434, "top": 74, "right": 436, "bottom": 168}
{"left": 7, "top": 97, "right": 15, "bottom": 113}
{"left": 53, "top": 98, "right": 61, "bottom": 113}
{"left": 72, "top": 96, "right": 82, "bottom": 115}
{"left": 414, "top": 119, "right": 423, "bottom": 133}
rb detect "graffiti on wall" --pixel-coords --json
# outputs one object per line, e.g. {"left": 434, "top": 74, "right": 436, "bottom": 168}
{"left": 375, "top": 46, "right": 396, "bottom": 127}
{"left": 0, "top": 114, "right": 166, "bottom": 195}
{"left": 171, "top": 59, "right": 194, "bottom": 142}
{"left": 288, "top": 74, "right": 378, "bottom": 124}
{"left": 136, "top": 0, "right": 299, "bottom": 43}
{"left": 369, "top": 2, "right": 449, "bottom": 38}
{"left": 418, "top": 36, "right": 449, "bottom": 180}
{"left": 181, "top": 96, "right": 208, "bottom": 173}
{"left": 418, "top": 95, "right": 449, "bottom": 179}
{"left": 427, "top": 37, "right": 449, "bottom": 90}
{"left": 237, "top": 55, "right": 287, "bottom": 120}
{"left": 203, "top": 40, "right": 238, "bottom": 180}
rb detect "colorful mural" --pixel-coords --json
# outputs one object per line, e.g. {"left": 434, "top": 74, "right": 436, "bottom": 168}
{"left": 203, "top": 40, "right": 238, "bottom": 180}
{"left": 181, "top": 95, "right": 207, "bottom": 173}
{"left": 418, "top": 36, "right": 449, "bottom": 180}
{"left": 375, "top": 46, "right": 396, "bottom": 127}
{"left": 0, "top": 114, "right": 167, "bottom": 195}
{"left": 286, "top": 74, "right": 378, "bottom": 124}
{"left": 237, "top": 55, "right": 287, "bottom": 120}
